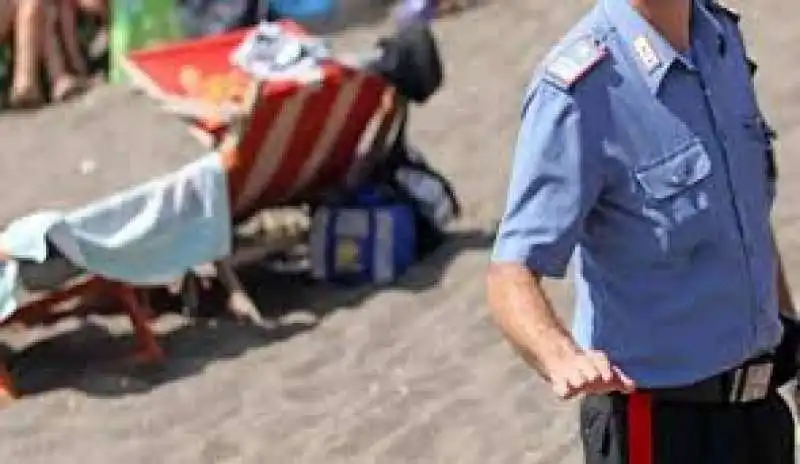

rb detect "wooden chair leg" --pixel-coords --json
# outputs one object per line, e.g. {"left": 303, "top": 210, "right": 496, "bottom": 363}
{"left": 113, "top": 283, "right": 165, "bottom": 364}
{"left": 215, "top": 259, "right": 272, "bottom": 327}
{"left": 0, "top": 363, "right": 17, "bottom": 401}
{"left": 136, "top": 289, "right": 158, "bottom": 321}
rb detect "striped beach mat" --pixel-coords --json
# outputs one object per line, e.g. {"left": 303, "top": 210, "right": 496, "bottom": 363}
{"left": 110, "top": 0, "right": 185, "bottom": 84}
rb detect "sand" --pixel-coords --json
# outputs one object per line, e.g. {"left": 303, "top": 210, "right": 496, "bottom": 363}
{"left": 0, "top": 87, "right": 204, "bottom": 227}
{"left": 1, "top": 1, "right": 799, "bottom": 463}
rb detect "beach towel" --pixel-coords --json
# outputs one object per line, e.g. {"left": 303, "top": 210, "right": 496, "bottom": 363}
{"left": 0, "top": 152, "right": 231, "bottom": 322}
{"left": 110, "top": 0, "right": 185, "bottom": 84}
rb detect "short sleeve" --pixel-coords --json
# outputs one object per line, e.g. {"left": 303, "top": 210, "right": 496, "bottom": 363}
{"left": 491, "top": 81, "right": 603, "bottom": 278}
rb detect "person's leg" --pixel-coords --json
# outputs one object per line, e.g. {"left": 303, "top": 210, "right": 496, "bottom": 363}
{"left": 580, "top": 393, "right": 729, "bottom": 464}
{"left": 56, "top": 0, "right": 88, "bottom": 77}
{"left": 75, "top": 0, "right": 105, "bottom": 20}
{"left": 653, "top": 399, "right": 734, "bottom": 464}
{"left": 702, "top": 392, "right": 795, "bottom": 464}
{"left": 8, "top": 0, "right": 45, "bottom": 107}
{"left": 582, "top": 392, "right": 796, "bottom": 464}
{"left": 750, "top": 393, "right": 796, "bottom": 463}
{"left": 40, "top": 0, "right": 84, "bottom": 102}
{"left": 0, "top": 0, "right": 14, "bottom": 38}
{"left": 579, "top": 394, "right": 627, "bottom": 463}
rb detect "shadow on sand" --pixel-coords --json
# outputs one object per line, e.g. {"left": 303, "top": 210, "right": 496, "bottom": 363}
{"left": 2, "top": 228, "right": 494, "bottom": 399}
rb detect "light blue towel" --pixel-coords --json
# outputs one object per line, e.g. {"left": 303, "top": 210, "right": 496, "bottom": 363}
{"left": 0, "top": 152, "right": 232, "bottom": 322}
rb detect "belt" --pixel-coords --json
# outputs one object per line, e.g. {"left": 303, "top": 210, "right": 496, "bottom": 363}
{"left": 643, "top": 354, "right": 777, "bottom": 404}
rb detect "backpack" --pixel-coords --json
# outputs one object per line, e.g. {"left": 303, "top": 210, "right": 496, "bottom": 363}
{"left": 177, "top": 0, "right": 273, "bottom": 38}
{"left": 371, "top": 110, "right": 461, "bottom": 258}
{"left": 368, "top": 21, "right": 444, "bottom": 104}
{"left": 323, "top": 22, "right": 455, "bottom": 257}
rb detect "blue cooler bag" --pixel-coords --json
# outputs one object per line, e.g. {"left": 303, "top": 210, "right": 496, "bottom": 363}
{"left": 268, "top": 0, "right": 336, "bottom": 20}
{"left": 309, "top": 190, "right": 416, "bottom": 285}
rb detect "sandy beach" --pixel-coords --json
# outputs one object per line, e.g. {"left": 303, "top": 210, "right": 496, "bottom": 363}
{"left": 1, "top": 0, "right": 799, "bottom": 462}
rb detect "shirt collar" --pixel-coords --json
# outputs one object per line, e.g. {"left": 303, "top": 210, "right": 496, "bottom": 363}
{"left": 602, "top": 0, "right": 726, "bottom": 94}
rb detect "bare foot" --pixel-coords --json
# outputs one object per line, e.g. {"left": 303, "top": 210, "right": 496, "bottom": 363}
{"left": 8, "top": 85, "right": 44, "bottom": 109}
{"left": 51, "top": 74, "right": 87, "bottom": 102}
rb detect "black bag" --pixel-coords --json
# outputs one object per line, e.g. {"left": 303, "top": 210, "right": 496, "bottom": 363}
{"left": 370, "top": 111, "right": 460, "bottom": 257}
{"left": 369, "top": 22, "right": 444, "bottom": 104}
{"left": 393, "top": 152, "right": 460, "bottom": 257}
{"left": 323, "top": 23, "right": 450, "bottom": 256}
{"left": 177, "top": 0, "right": 274, "bottom": 38}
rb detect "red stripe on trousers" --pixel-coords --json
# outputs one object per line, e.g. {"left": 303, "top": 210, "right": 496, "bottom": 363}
{"left": 627, "top": 392, "right": 653, "bottom": 464}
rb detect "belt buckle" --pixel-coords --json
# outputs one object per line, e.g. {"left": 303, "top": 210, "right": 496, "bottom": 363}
{"left": 730, "top": 362, "right": 773, "bottom": 402}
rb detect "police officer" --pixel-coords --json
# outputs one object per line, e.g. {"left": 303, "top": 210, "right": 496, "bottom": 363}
{"left": 486, "top": 0, "right": 797, "bottom": 462}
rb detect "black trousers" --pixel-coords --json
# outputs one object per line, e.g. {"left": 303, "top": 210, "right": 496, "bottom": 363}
{"left": 580, "top": 391, "right": 795, "bottom": 464}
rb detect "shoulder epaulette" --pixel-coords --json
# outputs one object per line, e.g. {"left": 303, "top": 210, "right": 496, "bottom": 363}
{"left": 543, "top": 35, "right": 608, "bottom": 90}
{"left": 707, "top": 1, "right": 740, "bottom": 23}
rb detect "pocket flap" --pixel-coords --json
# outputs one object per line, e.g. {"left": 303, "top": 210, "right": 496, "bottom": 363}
{"left": 634, "top": 141, "right": 711, "bottom": 200}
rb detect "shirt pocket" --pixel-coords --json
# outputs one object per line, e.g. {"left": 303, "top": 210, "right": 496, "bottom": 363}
{"left": 633, "top": 139, "right": 715, "bottom": 254}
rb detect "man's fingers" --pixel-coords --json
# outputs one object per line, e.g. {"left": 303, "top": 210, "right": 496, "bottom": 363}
{"left": 586, "top": 351, "right": 614, "bottom": 382}
{"left": 564, "top": 372, "right": 588, "bottom": 399}
{"left": 551, "top": 364, "right": 589, "bottom": 400}
{"left": 574, "top": 356, "right": 603, "bottom": 384}
{"left": 548, "top": 353, "right": 636, "bottom": 400}
{"left": 563, "top": 363, "right": 590, "bottom": 390}
{"left": 550, "top": 373, "right": 572, "bottom": 399}
{"left": 611, "top": 366, "right": 636, "bottom": 392}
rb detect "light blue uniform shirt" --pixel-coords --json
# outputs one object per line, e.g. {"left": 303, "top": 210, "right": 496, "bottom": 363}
{"left": 491, "top": 0, "right": 781, "bottom": 388}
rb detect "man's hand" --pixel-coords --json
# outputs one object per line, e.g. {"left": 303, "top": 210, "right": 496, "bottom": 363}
{"left": 486, "top": 263, "right": 636, "bottom": 400}
{"left": 547, "top": 349, "right": 636, "bottom": 400}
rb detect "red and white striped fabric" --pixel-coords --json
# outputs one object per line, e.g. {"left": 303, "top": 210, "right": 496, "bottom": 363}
{"left": 123, "top": 20, "right": 402, "bottom": 221}
{"left": 221, "top": 64, "right": 400, "bottom": 220}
